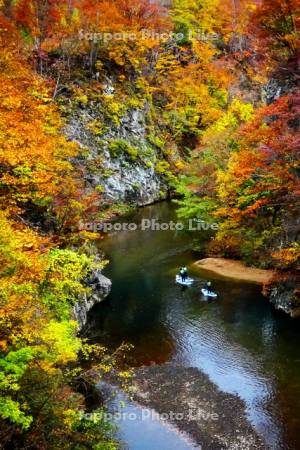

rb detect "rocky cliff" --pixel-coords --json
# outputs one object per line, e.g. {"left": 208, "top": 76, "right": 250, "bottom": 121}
{"left": 65, "top": 90, "right": 167, "bottom": 206}
{"left": 74, "top": 270, "right": 112, "bottom": 330}
{"left": 268, "top": 275, "right": 300, "bottom": 318}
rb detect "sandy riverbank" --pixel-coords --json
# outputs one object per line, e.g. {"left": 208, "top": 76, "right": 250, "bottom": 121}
{"left": 193, "top": 258, "right": 274, "bottom": 284}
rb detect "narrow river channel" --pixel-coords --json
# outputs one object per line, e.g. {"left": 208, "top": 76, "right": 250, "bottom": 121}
{"left": 90, "top": 202, "right": 300, "bottom": 450}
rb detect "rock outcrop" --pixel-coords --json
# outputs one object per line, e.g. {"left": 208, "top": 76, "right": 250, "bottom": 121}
{"left": 268, "top": 276, "right": 300, "bottom": 318}
{"left": 66, "top": 102, "right": 167, "bottom": 206}
{"left": 74, "top": 270, "right": 112, "bottom": 330}
{"left": 262, "top": 76, "right": 298, "bottom": 105}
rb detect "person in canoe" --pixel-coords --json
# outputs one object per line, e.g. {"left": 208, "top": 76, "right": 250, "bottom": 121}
{"left": 179, "top": 267, "right": 185, "bottom": 281}
{"left": 181, "top": 266, "right": 188, "bottom": 282}
{"left": 204, "top": 280, "right": 213, "bottom": 294}
{"left": 176, "top": 267, "right": 193, "bottom": 286}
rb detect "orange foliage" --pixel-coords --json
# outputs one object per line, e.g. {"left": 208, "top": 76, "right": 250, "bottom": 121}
{"left": 0, "top": 17, "right": 78, "bottom": 215}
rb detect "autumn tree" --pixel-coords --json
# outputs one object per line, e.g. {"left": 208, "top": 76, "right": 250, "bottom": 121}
{"left": 248, "top": 0, "right": 300, "bottom": 74}
{"left": 212, "top": 91, "right": 300, "bottom": 264}
{"left": 0, "top": 16, "right": 118, "bottom": 447}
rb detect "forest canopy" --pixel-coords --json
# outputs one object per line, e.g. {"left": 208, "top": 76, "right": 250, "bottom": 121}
{"left": 0, "top": 0, "right": 299, "bottom": 448}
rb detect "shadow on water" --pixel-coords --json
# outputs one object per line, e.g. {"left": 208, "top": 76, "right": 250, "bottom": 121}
{"left": 89, "top": 202, "right": 300, "bottom": 450}
{"left": 99, "top": 382, "right": 199, "bottom": 450}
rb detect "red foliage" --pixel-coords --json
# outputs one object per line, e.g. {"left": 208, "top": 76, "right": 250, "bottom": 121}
{"left": 115, "top": 0, "right": 170, "bottom": 31}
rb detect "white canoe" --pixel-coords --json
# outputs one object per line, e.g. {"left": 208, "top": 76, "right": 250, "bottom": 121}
{"left": 201, "top": 288, "right": 217, "bottom": 298}
{"left": 176, "top": 275, "right": 194, "bottom": 286}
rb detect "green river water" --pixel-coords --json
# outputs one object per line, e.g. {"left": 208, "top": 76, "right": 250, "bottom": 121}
{"left": 90, "top": 202, "right": 300, "bottom": 450}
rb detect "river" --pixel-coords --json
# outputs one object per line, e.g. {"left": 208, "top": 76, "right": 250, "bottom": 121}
{"left": 90, "top": 202, "right": 300, "bottom": 450}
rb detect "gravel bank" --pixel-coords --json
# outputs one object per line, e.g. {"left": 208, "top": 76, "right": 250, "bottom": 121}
{"left": 132, "top": 364, "right": 267, "bottom": 450}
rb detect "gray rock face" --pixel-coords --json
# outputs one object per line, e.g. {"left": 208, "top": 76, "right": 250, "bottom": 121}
{"left": 66, "top": 103, "right": 167, "bottom": 206}
{"left": 262, "top": 79, "right": 283, "bottom": 105}
{"left": 98, "top": 157, "right": 163, "bottom": 205}
{"left": 262, "top": 77, "right": 296, "bottom": 105}
{"left": 268, "top": 278, "right": 300, "bottom": 318}
{"left": 74, "top": 270, "right": 111, "bottom": 330}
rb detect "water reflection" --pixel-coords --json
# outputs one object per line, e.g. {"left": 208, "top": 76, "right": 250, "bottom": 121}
{"left": 90, "top": 202, "right": 300, "bottom": 450}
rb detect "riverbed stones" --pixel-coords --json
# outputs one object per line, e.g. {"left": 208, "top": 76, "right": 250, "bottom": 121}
{"left": 132, "top": 364, "right": 266, "bottom": 450}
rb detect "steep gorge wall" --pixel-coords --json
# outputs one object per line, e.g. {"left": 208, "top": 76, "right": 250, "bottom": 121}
{"left": 74, "top": 270, "right": 112, "bottom": 330}
{"left": 64, "top": 87, "right": 168, "bottom": 207}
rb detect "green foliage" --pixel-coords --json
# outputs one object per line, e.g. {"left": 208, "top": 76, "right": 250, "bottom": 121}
{"left": 98, "top": 202, "right": 134, "bottom": 220}
{"left": 0, "top": 348, "right": 34, "bottom": 429}
{"left": 147, "top": 134, "right": 165, "bottom": 150}
{"left": 72, "top": 409, "right": 118, "bottom": 450}
{"left": 108, "top": 139, "right": 139, "bottom": 160}
{"left": 0, "top": 348, "right": 33, "bottom": 392}
{"left": 39, "top": 320, "right": 81, "bottom": 364}
{"left": 173, "top": 20, "right": 191, "bottom": 44}
{"left": 175, "top": 180, "right": 218, "bottom": 223}
{"left": 102, "top": 97, "right": 125, "bottom": 126}
{"left": 1, "top": 0, "right": 299, "bottom": 447}
{"left": 95, "top": 184, "right": 106, "bottom": 193}
{"left": 155, "top": 160, "right": 170, "bottom": 174}
{"left": 206, "top": 100, "right": 254, "bottom": 135}
{"left": 172, "top": 0, "right": 222, "bottom": 35}
{"left": 144, "top": 160, "right": 153, "bottom": 168}
{"left": 86, "top": 119, "right": 107, "bottom": 137}
{"left": 40, "top": 249, "right": 103, "bottom": 318}
{"left": 0, "top": 211, "right": 115, "bottom": 447}
{"left": 0, "top": 397, "right": 33, "bottom": 430}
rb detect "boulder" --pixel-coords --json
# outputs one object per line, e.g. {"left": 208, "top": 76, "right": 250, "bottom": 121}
{"left": 73, "top": 270, "right": 111, "bottom": 330}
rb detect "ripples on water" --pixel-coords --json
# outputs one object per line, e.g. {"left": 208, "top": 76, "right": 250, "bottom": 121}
{"left": 91, "top": 202, "right": 300, "bottom": 450}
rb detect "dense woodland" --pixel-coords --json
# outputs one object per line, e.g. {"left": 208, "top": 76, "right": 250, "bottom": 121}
{"left": 0, "top": 0, "right": 299, "bottom": 448}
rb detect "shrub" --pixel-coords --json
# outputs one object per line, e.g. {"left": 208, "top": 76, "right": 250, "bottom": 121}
{"left": 155, "top": 160, "right": 170, "bottom": 174}
{"left": 108, "top": 139, "right": 139, "bottom": 160}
